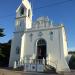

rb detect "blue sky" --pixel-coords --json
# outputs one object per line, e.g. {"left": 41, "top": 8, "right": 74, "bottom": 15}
{"left": 0, "top": 0, "right": 75, "bottom": 51}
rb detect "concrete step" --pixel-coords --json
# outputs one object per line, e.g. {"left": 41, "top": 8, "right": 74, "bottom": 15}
{"left": 44, "top": 65, "right": 56, "bottom": 73}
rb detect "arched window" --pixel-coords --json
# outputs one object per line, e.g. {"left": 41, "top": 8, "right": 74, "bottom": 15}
{"left": 50, "top": 31, "right": 53, "bottom": 40}
{"left": 37, "top": 39, "right": 46, "bottom": 46}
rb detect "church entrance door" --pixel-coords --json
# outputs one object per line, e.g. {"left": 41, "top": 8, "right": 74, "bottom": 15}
{"left": 37, "top": 39, "right": 46, "bottom": 64}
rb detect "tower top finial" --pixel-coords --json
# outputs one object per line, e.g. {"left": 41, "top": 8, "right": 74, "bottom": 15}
{"left": 22, "top": 0, "right": 29, "bottom": 2}
{"left": 22, "top": 0, "right": 31, "bottom": 8}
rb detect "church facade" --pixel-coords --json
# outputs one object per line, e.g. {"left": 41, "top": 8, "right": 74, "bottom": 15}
{"left": 9, "top": 0, "right": 70, "bottom": 72}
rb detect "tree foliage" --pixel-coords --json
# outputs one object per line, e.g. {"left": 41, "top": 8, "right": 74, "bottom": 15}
{"left": 0, "top": 28, "right": 11, "bottom": 67}
{"left": 0, "top": 28, "right": 5, "bottom": 37}
{"left": 0, "top": 40, "right": 11, "bottom": 67}
{"left": 69, "top": 55, "right": 75, "bottom": 69}
{"left": 68, "top": 51, "right": 75, "bottom": 55}
{"left": 0, "top": 28, "right": 5, "bottom": 59}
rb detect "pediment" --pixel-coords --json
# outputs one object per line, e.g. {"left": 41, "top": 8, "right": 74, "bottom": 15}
{"left": 32, "top": 17, "right": 50, "bottom": 28}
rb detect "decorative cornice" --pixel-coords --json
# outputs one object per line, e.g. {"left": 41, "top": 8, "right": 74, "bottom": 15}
{"left": 13, "top": 25, "right": 64, "bottom": 34}
{"left": 16, "top": 15, "right": 26, "bottom": 19}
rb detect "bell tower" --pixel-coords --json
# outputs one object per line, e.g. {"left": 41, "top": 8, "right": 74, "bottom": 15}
{"left": 16, "top": 0, "right": 32, "bottom": 31}
{"left": 9, "top": 0, "right": 32, "bottom": 67}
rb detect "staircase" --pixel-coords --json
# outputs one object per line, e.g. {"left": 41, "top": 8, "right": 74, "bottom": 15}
{"left": 44, "top": 64, "right": 57, "bottom": 73}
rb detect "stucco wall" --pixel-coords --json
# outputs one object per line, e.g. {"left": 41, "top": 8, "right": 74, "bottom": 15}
{"left": 20, "top": 26, "right": 70, "bottom": 72}
{"left": 9, "top": 32, "right": 23, "bottom": 67}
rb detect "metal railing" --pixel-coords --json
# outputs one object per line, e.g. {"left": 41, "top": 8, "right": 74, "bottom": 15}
{"left": 14, "top": 58, "right": 57, "bottom": 70}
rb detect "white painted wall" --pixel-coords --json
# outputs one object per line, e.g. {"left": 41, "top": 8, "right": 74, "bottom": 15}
{"left": 9, "top": 32, "right": 23, "bottom": 67}
{"left": 9, "top": 0, "right": 32, "bottom": 67}
{"left": 20, "top": 23, "right": 70, "bottom": 72}
{"left": 9, "top": 0, "right": 70, "bottom": 72}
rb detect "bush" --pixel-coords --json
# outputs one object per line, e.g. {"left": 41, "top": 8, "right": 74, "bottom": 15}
{"left": 69, "top": 55, "right": 75, "bottom": 69}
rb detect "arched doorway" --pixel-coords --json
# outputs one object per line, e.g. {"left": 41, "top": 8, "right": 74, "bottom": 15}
{"left": 37, "top": 39, "right": 47, "bottom": 64}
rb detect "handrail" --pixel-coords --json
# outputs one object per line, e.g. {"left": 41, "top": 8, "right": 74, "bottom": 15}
{"left": 16, "top": 58, "right": 58, "bottom": 70}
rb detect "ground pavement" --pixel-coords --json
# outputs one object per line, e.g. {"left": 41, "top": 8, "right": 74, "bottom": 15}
{"left": 0, "top": 68, "right": 75, "bottom": 75}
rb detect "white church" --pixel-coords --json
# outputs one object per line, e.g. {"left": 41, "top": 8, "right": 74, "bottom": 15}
{"left": 9, "top": 0, "right": 70, "bottom": 73}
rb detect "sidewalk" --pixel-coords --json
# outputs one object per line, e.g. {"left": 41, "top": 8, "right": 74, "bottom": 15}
{"left": 0, "top": 68, "right": 75, "bottom": 75}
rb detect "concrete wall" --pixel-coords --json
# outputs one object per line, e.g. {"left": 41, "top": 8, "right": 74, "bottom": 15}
{"left": 9, "top": 32, "right": 23, "bottom": 67}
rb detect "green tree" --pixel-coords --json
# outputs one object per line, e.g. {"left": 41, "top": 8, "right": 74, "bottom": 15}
{"left": 0, "top": 28, "right": 5, "bottom": 57}
{"left": 0, "top": 28, "right": 5, "bottom": 37}
{"left": 0, "top": 28, "right": 5, "bottom": 66}
{"left": 69, "top": 55, "right": 75, "bottom": 69}
{"left": 0, "top": 28, "right": 11, "bottom": 67}
{"left": 0, "top": 40, "right": 11, "bottom": 67}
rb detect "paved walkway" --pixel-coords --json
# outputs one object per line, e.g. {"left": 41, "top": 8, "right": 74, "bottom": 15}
{"left": 0, "top": 68, "right": 75, "bottom": 75}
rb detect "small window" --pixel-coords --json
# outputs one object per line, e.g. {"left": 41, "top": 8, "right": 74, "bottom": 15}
{"left": 28, "top": 9, "right": 30, "bottom": 17}
{"left": 16, "top": 46, "right": 20, "bottom": 54}
{"left": 38, "top": 32, "right": 43, "bottom": 37}
{"left": 50, "top": 32, "right": 53, "bottom": 35}
{"left": 50, "top": 31, "right": 53, "bottom": 40}
{"left": 30, "top": 33, "right": 33, "bottom": 41}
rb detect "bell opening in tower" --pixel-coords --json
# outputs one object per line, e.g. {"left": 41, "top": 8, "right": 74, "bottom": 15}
{"left": 20, "top": 7, "right": 24, "bottom": 16}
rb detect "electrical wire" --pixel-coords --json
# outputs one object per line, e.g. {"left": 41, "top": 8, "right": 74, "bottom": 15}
{"left": 0, "top": 13, "right": 15, "bottom": 19}
{"left": 33, "top": 0, "right": 73, "bottom": 10}
{"left": 0, "top": 0, "right": 73, "bottom": 19}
